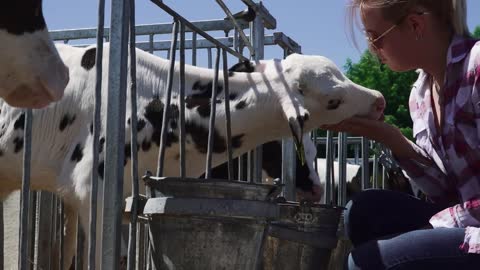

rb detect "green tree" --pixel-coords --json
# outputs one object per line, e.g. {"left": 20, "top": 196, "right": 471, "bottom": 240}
{"left": 473, "top": 26, "right": 480, "bottom": 38}
{"left": 343, "top": 51, "right": 417, "bottom": 139}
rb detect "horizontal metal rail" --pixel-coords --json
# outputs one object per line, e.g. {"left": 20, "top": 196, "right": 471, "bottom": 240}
{"left": 151, "top": 0, "right": 248, "bottom": 61}
{"left": 49, "top": 20, "right": 249, "bottom": 41}
{"left": 68, "top": 32, "right": 298, "bottom": 53}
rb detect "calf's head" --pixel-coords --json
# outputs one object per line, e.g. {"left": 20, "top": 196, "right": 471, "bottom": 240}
{"left": 249, "top": 54, "right": 385, "bottom": 141}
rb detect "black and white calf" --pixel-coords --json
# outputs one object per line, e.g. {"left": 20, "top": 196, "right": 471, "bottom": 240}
{"left": 0, "top": 0, "right": 69, "bottom": 108}
{"left": 0, "top": 43, "right": 384, "bottom": 268}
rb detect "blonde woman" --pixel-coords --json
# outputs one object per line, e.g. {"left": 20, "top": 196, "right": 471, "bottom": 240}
{"left": 322, "top": 0, "right": 480, "bottom": 269}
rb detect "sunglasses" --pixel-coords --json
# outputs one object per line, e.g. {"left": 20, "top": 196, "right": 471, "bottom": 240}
{"left": 364, "top": 11, "right": 429, "bottom": 51}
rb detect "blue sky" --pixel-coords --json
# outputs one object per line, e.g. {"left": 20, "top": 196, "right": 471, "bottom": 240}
{"left": 44, "top": 0, "right": 480, "bottom": 70}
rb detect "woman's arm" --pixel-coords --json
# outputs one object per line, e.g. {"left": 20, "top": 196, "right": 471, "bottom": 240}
{"left": 321, "top": 117, "right": 453, "bottom": 202}
{"left": 321, "top": 117, "right": 430, "bottom": 164}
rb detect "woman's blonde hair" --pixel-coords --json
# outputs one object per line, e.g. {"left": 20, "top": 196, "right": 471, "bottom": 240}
{"left": 346, "top": 0, "right": 470, "bottom": 49}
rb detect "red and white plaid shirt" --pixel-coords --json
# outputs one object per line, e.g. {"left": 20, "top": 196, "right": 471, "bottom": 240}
{"left": 396, "top": 35, "right": 480, "bottom": 254}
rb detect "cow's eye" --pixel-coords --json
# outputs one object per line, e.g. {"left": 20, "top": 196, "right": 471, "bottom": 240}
{"left": 327, "top": 99, "right": 342, "bottom": 110}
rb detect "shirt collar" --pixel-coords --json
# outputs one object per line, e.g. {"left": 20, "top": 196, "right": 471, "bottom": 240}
{"left": 447, "top": 35, "right": 479, "bottom": 65}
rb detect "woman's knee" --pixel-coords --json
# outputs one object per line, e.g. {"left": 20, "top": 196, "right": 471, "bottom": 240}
{"left": 344, "top": 189, "right": 385, "bottom": 244}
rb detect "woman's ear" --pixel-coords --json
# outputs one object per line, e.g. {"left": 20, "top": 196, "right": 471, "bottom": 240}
{"left": 406, "top": 12, "right": 427, "bottom": 39}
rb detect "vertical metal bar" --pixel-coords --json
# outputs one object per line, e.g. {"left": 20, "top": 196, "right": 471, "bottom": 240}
{"left": 75, "top": 217, "right": 84, "bottom": 270}
{"left": 179, "top": 22, "right": 186, "bottom": 178}
{"left": 361, "top": 137, "right": 370, "bottom": 190}
{"left": 36, "top": 192, "right": 54, "bottom": 270}
{"left": 88, "top": 0, "right": 106, "bottom": 268}
{"left": 136, "top": 225, "right": 145, "bottom": 270}
{"left": 127, "top": 0, "right": 139, "bottom": 268}
{"left": 222, "top": 49, "right": 234, "bottom": 180}
{"left": 354, "top": 143, "right": 359, "bottom": 164}
{"left": 192, "top": 32, "right": 197, "bottom": 66}
{"left": 156, "top": 20, "right": 179, "bottom": 177}
{"left": 18, "top": 108, "right": 32, "bottom": 270}
{"left": 252, "top": 9, "right": 264, "bottom": 183}
{"left": 281, "top": 139, "right": 296, "bottom": 201}
{"left": 101, "top": 0, "right": 129, "bottom": 267}
{"left": 207, "top": 48, "right": 212, "bottom": 68}
{"left": 59, "top": 202, "right": 65, "bottom": 270}
{"left": 27, "top": 191, "right": 36, "bottom": 270}
{"left": 313, "top": 131, "right": 318, "bottom": 173}
{"left": 373, "top": 152, "right": 379, "bottom": 189}
{"left": 325, "top": 131, "right": 334, "bottom": 204}
{"left": 0, "top": 201, "right": 3, "bottom": 269}
{"left": 338, "top": 132, "right": 347, "bottom": 206}
{"left": 204, "top": 47, "right": 221, "bottom": 178}
{"left": 149, "top": 34, "right": 154, "bottom": 54}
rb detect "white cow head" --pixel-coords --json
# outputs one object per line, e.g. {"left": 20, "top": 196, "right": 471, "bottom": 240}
{"left": 0, "top": 0, "right": 69, "bottom": 108}
{"left": 248, "top": 54, "right": 385, "bottom": 143}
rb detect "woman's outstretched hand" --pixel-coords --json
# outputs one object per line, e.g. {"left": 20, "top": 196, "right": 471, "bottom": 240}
{"left": 321, "top": 117, "right": 426, "bottom": 162}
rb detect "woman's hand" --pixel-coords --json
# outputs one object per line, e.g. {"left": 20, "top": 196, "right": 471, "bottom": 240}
{"left": 321, "top": 117, "right": 422, "bottom": 161}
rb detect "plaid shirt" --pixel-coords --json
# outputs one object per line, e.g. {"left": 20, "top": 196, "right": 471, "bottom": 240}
{"left": 396, "top": 36, "right": 480, "bottom": 254}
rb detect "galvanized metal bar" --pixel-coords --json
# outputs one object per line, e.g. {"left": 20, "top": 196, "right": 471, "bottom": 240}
{"left": 101, "top": 0, "right": 129, "bottom": 267}
{"left": 272, "top": 32, "right": 302, "bottom": 54}
{"left": 88, "top": 0, "right": 106, "bottom": 268}
{"left": 222, "top": 48, "right": 234, "bottom": 180}
{"left": 215, "top": 0, "right": 255, "bottom": 57}
{"left": 325, "top": 131, "right": 334, "bottom": 204}
{"left": 59, "top": 202, "right": 65, "bottom": 270}
{"left": 75, "top": 217, "right": 84, "bottom": 270}
{"left": 361, "top": 137, "right": 370, "bottom": 190}
{"left": 252, "top": 9, "right": 264, "bottom": 183}
{"left": 240, "top": 0, "right": 277, "bottom": 29}
{"left": 27, "top": 191, "right": 36, "bottom": 270}
{"left": 156, "top": 20, "right": 179, "bottom": 177}
{"left": 69, "top": 34, "right": 298, "bottom": 54}
{"left": 179, "top": 22, "right": 187, "bottom": 178}
{"left": 338, "top": 132, "right": 348, "bottom": 206}
{"left": 207, "top": 48, "right": 212, "bottom": 68}
{"left": 50, "top": 20, "right": 249, "bottom": 41}
{"left": 313, "top": 131, "right": 318, "bottom": 172}
{"left": 281, "top": 139, "right": 296, "bottom": 201}
{"left": 149, "top": 34, "right": 154, "bottom": 54}
{"left": 36, "top": 192, "right": 54, "bottom": 269}
{"left": 191, "top": 32, "right": 197, "bottom": 66}
{"left": 18, "top": 108, "right": 32, "bottom": 270}
{"left": 205, "top": 47, "right": 221, "bottom": 178}
{"left": 373, "top": 152, "right": 379, "bottom": 189}
{"left": 150, "top": 0, "right": 248, "bottom": 61}
{"left": 0, "top": 201, "right": 3, "bottom": 268}
{"left": 126, "top": 0, "right": 139, "bottom": 268}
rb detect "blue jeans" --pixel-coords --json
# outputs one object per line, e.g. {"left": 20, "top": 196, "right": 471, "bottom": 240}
{"left": 344, "top": 189, "right": 480, "bottom": 270}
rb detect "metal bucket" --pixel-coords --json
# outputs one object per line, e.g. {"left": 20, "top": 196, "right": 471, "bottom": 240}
{"left": 142, "top": 177, "right": 281, "bottom": 270}
{"left": 262, "top": 201, "right": 344, "bottom": 270}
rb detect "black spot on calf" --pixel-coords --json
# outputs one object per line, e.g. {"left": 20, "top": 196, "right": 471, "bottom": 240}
{"left": 71, "top": 144, "right": 83, "bottom": 162}
{"left": 235, "top": 100, "right": 248, "bottom": 110}
{"left": 81, "top": 47, "right": 97, "bottom": 70}
{"left": 231, "top": 134, "right": 244, "bottom": 149}
{"left": 137, "top": 119, "right": 146, "bottom": 132}
{"left": 59, "top": 113, "right": 76, "bottom": 131}
{"left": 13, "top": 137, "right": 24, "bottom": 153}
{"left": 14, "top": 113, "right": 25, "bottom": 130}
{"left": 141, "top": 139, "right": 151, "bottom": 152}
{"left": 228, "top": 60, "right": 255, "bottom": 76}
{"left": 185, "top": 121, "right": 226, "bottom": 154}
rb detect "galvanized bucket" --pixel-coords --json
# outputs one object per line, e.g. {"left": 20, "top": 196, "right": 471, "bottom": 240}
{"left": 262, "top": 201, "right": 344, "bottom": 270}
{"left": 142, "top": 177, "right": 281, "bottom": 270}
